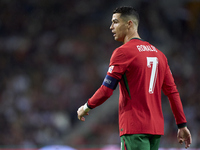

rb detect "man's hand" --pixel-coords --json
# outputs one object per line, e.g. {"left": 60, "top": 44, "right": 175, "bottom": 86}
{"left": 177, "top": 126, "right": 192, "bottom": 149}
{"left": 77, "top": 105, "right": 89, "bottom": 121}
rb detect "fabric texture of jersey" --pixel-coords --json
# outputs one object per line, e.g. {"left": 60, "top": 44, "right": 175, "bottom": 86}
{"left": 87, "top": 38, "right": 187, "bottom": 136}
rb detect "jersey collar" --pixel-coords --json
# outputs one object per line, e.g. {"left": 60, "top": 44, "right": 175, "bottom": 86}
{"left": 130, "top": 38, "right": 144, "bottom": 41}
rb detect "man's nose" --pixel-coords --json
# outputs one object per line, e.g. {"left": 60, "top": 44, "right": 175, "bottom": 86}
{"left": 110, "top": 24, "right": 114, "bottom": 30}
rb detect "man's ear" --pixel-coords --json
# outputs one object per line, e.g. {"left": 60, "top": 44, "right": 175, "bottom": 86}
{"left": 127, "top": 20, "right": 134, "bottom": 29}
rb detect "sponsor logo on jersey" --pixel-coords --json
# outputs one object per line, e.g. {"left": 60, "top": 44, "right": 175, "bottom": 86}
{"left": 108, "top": 65, "right": 114, "bottom": 73}
{"left": 137, "top": 45, "right": 157, "bottom": 52}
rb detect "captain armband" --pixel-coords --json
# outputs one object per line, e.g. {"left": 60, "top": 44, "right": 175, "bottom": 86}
{"left": 102, "top": 75, "right": 119, "bottom": 90}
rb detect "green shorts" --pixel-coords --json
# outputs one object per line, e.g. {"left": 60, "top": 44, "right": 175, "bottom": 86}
{"left": 121, "top": 134, "right": 161, "bottom": 150}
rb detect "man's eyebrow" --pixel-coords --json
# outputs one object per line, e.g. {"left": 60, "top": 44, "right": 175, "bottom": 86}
{"left": 112, "top": 19, "right": 119, "bottom": 22}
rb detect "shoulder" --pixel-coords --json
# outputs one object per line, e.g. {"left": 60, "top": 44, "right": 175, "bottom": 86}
{"left": 157, "top": 49, "right": 168, "bottom": 61}
{"left": 112, "top": 44, "right": 127, "bottom": 56}
{"left": 110, "top": 44, "right": 133, "bottom": 65}
{"left": 111, "top": 47, "right": 126, "bottom": 61}
{"left": 113, "top": 40, "right": 138, "bottom": 54}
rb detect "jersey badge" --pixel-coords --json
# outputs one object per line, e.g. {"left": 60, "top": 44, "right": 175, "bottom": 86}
{"left": 108, "top": 65, "right": 114, "bottom": 73}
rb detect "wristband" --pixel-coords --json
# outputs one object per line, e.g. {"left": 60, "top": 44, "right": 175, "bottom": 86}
{"left": 83, "top": 103, "right": 91, "bottom": 112}
{"left": 177, "top": 123, "right": 187, "bottom": 129}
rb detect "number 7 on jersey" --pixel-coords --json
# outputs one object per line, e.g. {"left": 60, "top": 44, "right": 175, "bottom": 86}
{"left": 147, "top": 57, "right": 158, "bottom": 94}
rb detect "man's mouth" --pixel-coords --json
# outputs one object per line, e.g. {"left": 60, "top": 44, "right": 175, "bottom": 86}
{"left": 112, "top": 32, "right": 116, "bottom": 36}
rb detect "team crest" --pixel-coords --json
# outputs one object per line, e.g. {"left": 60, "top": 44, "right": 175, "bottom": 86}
{"left": 108, "top": 65, "right": 114, "bottom": 73}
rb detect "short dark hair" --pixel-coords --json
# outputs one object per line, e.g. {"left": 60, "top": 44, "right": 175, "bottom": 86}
{"left": 113, "top": 6, "right": 139, "bottom": 24}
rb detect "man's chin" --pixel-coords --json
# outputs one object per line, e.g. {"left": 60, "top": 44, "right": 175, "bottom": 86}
{"left": 114, "top": 37, "right": 123, "bottom": 42}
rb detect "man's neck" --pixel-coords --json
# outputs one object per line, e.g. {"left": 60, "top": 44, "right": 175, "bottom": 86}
{"left": 123, "top": 32, "right": 140, "bottom": 44}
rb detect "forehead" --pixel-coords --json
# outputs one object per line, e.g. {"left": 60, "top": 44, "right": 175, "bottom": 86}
{"left": 111, "top": 13, "right": 122, "bottom": 21}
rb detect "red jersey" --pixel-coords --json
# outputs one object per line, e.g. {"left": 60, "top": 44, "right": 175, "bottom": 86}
{"left": 87, "top": 38, "right": 187, "bottom": 136}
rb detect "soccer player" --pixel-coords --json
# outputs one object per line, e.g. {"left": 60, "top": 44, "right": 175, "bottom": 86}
{"left": 77, "top": 6, "right": 192, "bottom": 150}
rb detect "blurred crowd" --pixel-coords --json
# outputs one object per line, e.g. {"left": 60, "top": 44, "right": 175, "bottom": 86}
{"left": 0, "top": 0, "right": 199, "bottom": 149}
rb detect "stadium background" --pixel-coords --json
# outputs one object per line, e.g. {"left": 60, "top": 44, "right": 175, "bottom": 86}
{"left": 0, "top": 0, "right": 199, "bottom": 149}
